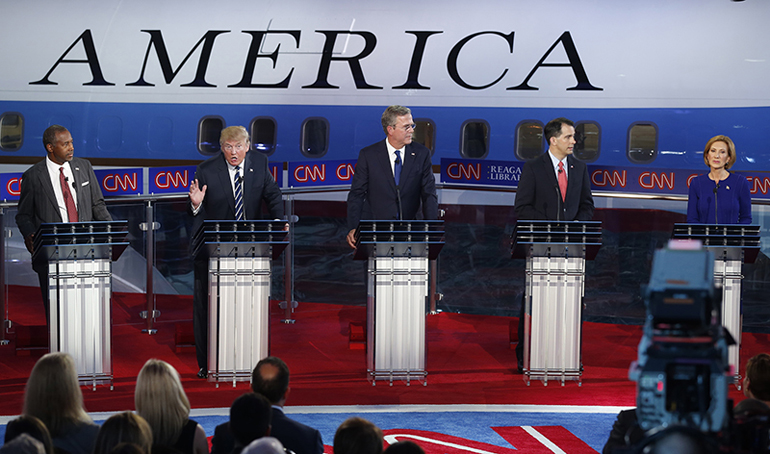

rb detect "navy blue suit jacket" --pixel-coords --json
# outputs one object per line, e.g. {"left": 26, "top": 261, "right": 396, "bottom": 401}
{"left": 514, "top": 152, "right": 594, "bottom": 221}
{"left": 347, "top": 139, "right": 437, "bottom": 230}
{"left": 190, "top": 152, "right": 284, "bottom": 237}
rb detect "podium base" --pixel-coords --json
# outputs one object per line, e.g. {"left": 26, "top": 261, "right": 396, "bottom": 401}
{"left": 79, "top": 374, "right": 113, "bottom": 391}
{"left": 524, "top": 367, "right": 582, "bottom": 387}
{"left": 368, "top": 369, "right": 427, "bottom": 387}
{"left": 208, "top": 369, "right": 253, "bottom": 388}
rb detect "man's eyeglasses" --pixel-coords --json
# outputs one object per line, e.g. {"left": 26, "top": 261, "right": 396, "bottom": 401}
{"left": 391, "top": 124, "right": 416, "bottom": 132}
{"left": 222, "top": 142, "right": 247, "bottom": 152}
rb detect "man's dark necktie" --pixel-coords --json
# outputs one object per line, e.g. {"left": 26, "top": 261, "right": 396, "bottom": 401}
{"left": 394, "top": 150, "right": 402, "bottom": 185}
{"left": 234, "top": 166, "right": 244, "bottom": 221}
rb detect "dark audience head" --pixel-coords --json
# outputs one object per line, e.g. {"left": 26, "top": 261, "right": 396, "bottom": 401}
{"left": 544, "top": 117, "right": 574, "bottom": 146}
{"left": 0, "top": 433, "right": 46, "bottom": 454}
{"left": 23, "top": 352, "right": 92, "bottom": 437}
{"left": 744, "top": 353, "right": 770, "bottom": 403}
{"left": 251, "top": 356, "right": 290, "bottom": 404}
{"left": 93, "top": 412, "right": 153, "bottom": 454}
{"left": 108, "top": 443, "right": 146, "bottom": 454}
{"left": 230, "top": 392, "right": 273, "bottom": 447}
{"left": 4, "top": 415, "right": 54, "bottom": 454}
{"left": 241, "top": 437, "right": 285, "bottom": 454}
{"left": 333, "top": 417, "right": 384, "bottom": 454}
{"left": 383, "top": 440, "right": 424, "bottom": 454}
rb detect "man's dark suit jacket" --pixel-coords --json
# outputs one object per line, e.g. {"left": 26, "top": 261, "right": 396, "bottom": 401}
{"left": 16, "top": 156, "right": 112, "bottom": 239}
{"left": 347, "top": 139, "right": 438, "bottom": 230}
{"left": 513, "top": 152, "right": 594, "bottom": 221}
{"left": 210, "top": 407, "right": 323, "bottom": 454}
{"left": 190, "top": 151, "right": 284, "bottom": 370}
{"left": 190, "top": 152, "right": 284, "bottom": 238}
{"left": 512, "top": 151, "right": 595, "bottom": 367}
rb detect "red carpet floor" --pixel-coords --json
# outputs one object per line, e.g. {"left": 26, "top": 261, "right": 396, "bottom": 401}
{"left": 0, "top": 285, "right": 767, "bottom": 415}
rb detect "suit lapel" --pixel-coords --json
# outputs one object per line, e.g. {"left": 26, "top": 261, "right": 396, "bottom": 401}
{"left": 243, "top": 153, "right": 257, "bottom": 217}
{"left": 37, "top": 161, "right": 62, "bottom": 221}
{"left": 399, "top": 143, "right": 416, "bottom": 188}
{"left": 216, "top": 155, "right": 236, "bottom": 214}
{"left": 70, "top": 160, "right": 83, "bottom": 215}
{"left": 379, "top": 140, "right": 397, "bottom": 191}
{"left": 541, "top": 153, "right": 558, "bottom": 187}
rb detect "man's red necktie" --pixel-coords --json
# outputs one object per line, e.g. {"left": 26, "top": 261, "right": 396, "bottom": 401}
{"left": 558, "top": 161, "right": 567, "bottom": 202}
{"left": 60, "top": 167, "right": 78, "bottom": 222}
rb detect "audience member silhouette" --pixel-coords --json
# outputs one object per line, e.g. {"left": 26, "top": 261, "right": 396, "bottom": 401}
{"left": 211, "top": 357, "right": 323, "bottom": 454}
{"left": 22, "top": 352, "right": 99, "bottom": 454}
{"left": 240, "top": 437, "right": 285, "bottom": 454}
{"left": 383, "top": 441, "right": 424, "bottom": 454}
{"left": 134, "top": 359, "right": 209, "bottom": 454}
{"left": 229, "top": 393, "right": 273, "bottom": 454}
{"left": 333, "top": 417, "right": 383, "bottom": 454}
{"left": 92, "top": 412, "right": 153, "bottom": 454}
{"left": 4, "top": 415, "right": 54, "bottom": 454}
{"left": 0, "top": 433, "right": 46, "bottom": 454}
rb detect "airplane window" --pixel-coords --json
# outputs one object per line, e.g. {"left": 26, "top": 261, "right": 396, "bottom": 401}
{"left": 413, "top": 119, "right": 435, "bottom": 155}
{"left": 96, "top": 116, "right": 123, "bottom": 153}
{"left": 301, "top": 118, "right": 329, "bottom": 157}
{"left": 198, "top": 116, "right": 225, "bottom": 156}
{"left": 250, "top": 117, "right": 276, "bottom": 156}
{"left": 515, "top": 121, "right": 544, "bottom": 161}
{"left": 147, "top": 117, "right": 173, "bottom": 155}
{"left": 574, "top": 121, "right": 601, "bottom": 162}
{"left": 627, "top": 123, "right": 658, "bottom": 164}
{"left": 0, "top": 112, "right": 23, "bottom": 151}
{"left": 460, "top": 120, "right": 489, "bottom": 159}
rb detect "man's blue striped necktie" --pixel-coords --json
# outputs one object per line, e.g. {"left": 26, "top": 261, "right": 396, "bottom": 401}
{"left": 234, "top": 165, "right": 244, "bottom": 221}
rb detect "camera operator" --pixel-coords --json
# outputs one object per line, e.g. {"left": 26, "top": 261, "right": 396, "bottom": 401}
{"left": 603, "top": 242, "right": 769, "bottom": 453}
{"left": 735, "top": 353, "right": 770, "bottom": 414}
{"left": 603, "top": 352, "right": 770, "bottom": 454}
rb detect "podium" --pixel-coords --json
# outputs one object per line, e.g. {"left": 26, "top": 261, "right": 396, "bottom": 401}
{"left": 354, "top": 220, "right": 444, "bottom": 385}
{"left": 671, "top": 223, "right": 760, "bottom": 386}
{"left": 33, "top": 221, "right": 128, "bottom": 389}
{"left": 512, "top": 220, "right": 602, "bottom": 386}
{"left": 192, "top": 220, "right": 288, "bottom": 385}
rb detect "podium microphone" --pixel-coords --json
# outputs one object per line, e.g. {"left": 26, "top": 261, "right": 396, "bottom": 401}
{"left": 713, "top": 183, "right": 719, "bottom": 224}
{"left": 554, "top": 183, "right": 562, "bottom": 221}
{"left": 396, "top": 187, "right": 403, "bottom": 221}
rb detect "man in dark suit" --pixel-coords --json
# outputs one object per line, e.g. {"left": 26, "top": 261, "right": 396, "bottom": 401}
{"left": 229, "top": 392, "right": 273, "bottom": 454}
{"left": 15, "top": 125, "right": 112, "bottom": 323}
{"left": 188, "top": 126, "right": 284, "bottom": 379}
{"left": 346, "top": 105, "right": 438, "bottom": 248}
{"left": 513, "top": 117, "right": 594, "bottom": 222}
{"left": 211, "top": 356, "right": 324, "bottom": 454}
{"left": 512, "top": 117, "right": 594, "bottom": 370}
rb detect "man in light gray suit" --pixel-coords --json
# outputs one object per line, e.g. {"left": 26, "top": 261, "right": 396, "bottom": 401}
{"left": 16, "top": 125, "right": 112, "bottom": 323}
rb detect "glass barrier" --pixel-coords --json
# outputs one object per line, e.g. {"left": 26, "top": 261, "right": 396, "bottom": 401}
{"left": 2, "top": 188, "right": 769, "bottom": 334}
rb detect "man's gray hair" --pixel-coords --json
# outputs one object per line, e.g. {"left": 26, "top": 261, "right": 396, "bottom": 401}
{"left": 381, "top": 105, "right": 412, "bottom": 134}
